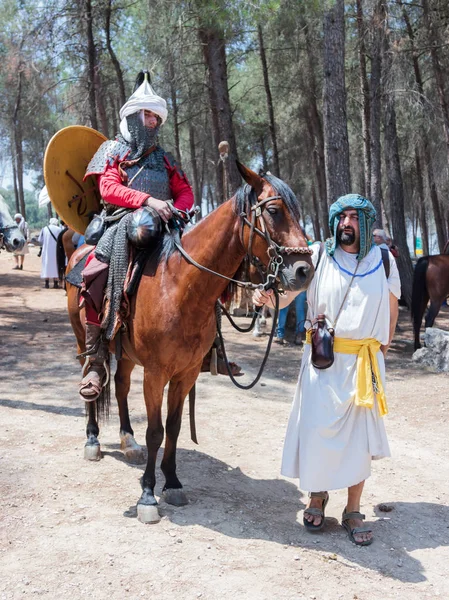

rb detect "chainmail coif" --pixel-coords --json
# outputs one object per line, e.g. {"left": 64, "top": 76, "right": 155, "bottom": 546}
{"left": 95, "top": 212, "right": 134, "bottom": 340}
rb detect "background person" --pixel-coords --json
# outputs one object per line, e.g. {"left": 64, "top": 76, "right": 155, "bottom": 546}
{"left": 38, "top": 217, "right": 62, "bottom": 288}
{"left": 12, "top": 213, "right": 29, "bottom": 270}
{"left": 275, "top": 291, "right": 307, "bottom": 346}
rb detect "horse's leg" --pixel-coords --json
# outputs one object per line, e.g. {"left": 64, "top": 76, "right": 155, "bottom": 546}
{"left": 66, "top": 283, "right": 101, "bottom": 460}
{"left": 425, "top": 298, "right": 443, "bottom": 329}
{"left": 137, "top": 370, "right": 165, "bottom": 524}
{"left": 161, "top": 369, "right": 200, "bottom": 507}
{"left": 115, "top": 358, "right": 145, "bottom": 464}
{"left": 84, "top": 401, "right": 101, "bottom": 461}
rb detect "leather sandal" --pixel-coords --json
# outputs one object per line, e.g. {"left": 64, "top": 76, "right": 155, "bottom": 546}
{"left": 79, "top": 366, "right": 105, "bottom": 403}
{"left": 341, "top": 508, "right": 373, "bottom": 546}
{"left": 303, "top": 491, "right": 329, "bottom": 532}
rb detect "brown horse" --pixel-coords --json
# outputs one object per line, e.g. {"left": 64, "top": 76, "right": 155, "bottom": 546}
{"left": 66, "top": 164, "right": 314, "bottom": 523}
{"left": 411, "top": 254, "right": 449, "bottom": 349}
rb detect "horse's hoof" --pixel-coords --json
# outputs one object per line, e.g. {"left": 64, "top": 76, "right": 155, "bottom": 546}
{"left": 137, "top": 503, "right": 160, "bottom": 524}
{"left": 84, "top": 442, "right": 101, "bottom": 461}
{"left": 120, "top": 432, "right": 146, "bottom": 464}
{"left": 163, "top": 488, "right": 188, "bottom": 506}
{"left": 124, "top": 448, "right": 146, "bottom": 464}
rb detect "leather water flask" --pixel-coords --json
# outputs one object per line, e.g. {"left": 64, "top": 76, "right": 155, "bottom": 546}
{"left": 311, "top": 314, "right": 335, "bottom": 369}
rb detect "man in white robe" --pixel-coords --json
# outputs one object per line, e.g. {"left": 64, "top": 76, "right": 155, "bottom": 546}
{"left": 254, "top": 194, "right": 400, "bottom": 546}
{"left": 38, "top": 218, "right": 62, "bottom": 288}
{"left": 12, "top": 213, "right": 29, "bottom": 270}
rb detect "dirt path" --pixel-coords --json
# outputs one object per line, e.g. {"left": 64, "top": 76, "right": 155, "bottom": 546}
{"left": 1, "top": 249, "right": 448, "bottom": 600}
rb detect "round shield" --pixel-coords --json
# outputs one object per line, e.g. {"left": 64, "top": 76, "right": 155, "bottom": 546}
{"left": 44, "top": 126, "right": 107, "bottom": 234}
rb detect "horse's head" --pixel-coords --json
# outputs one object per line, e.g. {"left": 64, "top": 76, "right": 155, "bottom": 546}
{"left": 235, "top": 163, "right": 314, "bottom": 292}
{"left": 0, "top": 198, "right": 25, "bottom": 253}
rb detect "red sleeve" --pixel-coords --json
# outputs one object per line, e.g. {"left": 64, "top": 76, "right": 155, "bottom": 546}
{"left": 166, "top": 160, "right": 194, "bottom": 212}
{"left": 98, "top": 165, "right": 149, "bottom": 210}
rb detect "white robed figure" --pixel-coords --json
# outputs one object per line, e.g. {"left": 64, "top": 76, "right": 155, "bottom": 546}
{"left": 254, "top": 194, "right": 400, "bottom": 546}
{"left": 38, "top": 218, "right": 62, "bottom": 285}
{"left": 281, "top": 241, "right": 400, "bottom": 488}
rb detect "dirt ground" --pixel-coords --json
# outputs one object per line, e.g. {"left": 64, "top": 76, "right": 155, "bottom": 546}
{"left": 1, "top": 248, "right": 448, "bottom": 600}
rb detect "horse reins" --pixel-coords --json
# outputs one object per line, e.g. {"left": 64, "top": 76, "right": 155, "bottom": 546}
{"left": 168, "top": 186, "right": 312, "bottom": 390}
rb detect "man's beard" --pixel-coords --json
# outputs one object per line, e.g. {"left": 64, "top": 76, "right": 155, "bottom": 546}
{"left": 337, "top": 226, "right": 356, "bottom": 246}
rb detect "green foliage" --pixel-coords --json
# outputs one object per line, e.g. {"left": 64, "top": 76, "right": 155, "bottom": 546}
{"left": 0, "top": 0, "right": 448, "bottom": 236}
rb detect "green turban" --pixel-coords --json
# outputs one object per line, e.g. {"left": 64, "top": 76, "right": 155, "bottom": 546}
{"left": 325, "top": 194, "right": 376, "bottom": 261}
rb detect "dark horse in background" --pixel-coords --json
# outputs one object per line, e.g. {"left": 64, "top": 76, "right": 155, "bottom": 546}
{"left": 0, "top": 196, "right": 25, "bottom": 253}
{"left": 66, "top": 163, "right": 314, "bottom": 523}
{"left": 411, "top": 254, "right": 449, "bottom": 349}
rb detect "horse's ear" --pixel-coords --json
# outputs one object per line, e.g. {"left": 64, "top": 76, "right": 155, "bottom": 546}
{"left": 236, "top": 161, "right": 264, "bottom": 195}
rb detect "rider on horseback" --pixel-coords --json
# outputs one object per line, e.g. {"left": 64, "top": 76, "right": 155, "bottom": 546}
{"left": 79, "top": 71, "right": 194, "bottom": 402}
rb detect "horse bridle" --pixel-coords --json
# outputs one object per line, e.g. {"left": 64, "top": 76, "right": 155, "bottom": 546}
{"left": 171, "top": 186, "right": 312, "bottom": 291}
{"left": 239, "top": 188, "right": 312, "bottom": 290}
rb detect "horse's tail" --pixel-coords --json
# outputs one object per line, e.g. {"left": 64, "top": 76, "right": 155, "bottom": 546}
{"left": 411, "top": 256, "right": 430, "bottom": 349}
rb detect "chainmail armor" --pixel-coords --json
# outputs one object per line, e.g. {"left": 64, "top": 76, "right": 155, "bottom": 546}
{"left": 95, "top": 212, "right": 134, "bottom": 340}
{"left": 118, "top": 113, "right": 159, "bottom": 160}
{"left": 86, "top": 140, "right": 130, "bottom": 175}
{"left": 124, "top": 146, "right": 171, "bottom": 200}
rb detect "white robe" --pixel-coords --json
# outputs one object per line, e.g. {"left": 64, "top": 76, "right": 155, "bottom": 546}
{"left": 38, "top": 225, "right": 62, "bottom": 279}
{"left": 281, "top": 244, "right": 401, "bottom": 491}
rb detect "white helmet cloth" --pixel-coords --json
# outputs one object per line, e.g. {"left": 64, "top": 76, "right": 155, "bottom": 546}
{"left": 119, "top": 77, "right": 168, "bottom": 142}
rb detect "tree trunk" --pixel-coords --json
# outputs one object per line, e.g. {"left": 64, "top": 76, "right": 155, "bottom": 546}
{"left": 311, "top": 187, "right": 322, "bottom": 242}
{"left": 414, "top": 146, "right": 429, "bottom": 256}
{"left": 105, "top": 0, "right": 126, "bottom": 107}
{"left": 369, "top": 0, "right": 385, "bottom": 225}
{"left": 85, "top": 0, "right": 98, "bottom": 131}
{"left": 383, "top": 44, "right": 414, "bottom": 307}
{"left": 94, "top": 70, "right": 109, "bottom": 137}
{"left": 401, "top": 0, "right": 446, "bottom": 252}
{"left": 12, "top": 70, "right": 25, "bottom": 218}
{"left": 189, "top": 124, "right": 202, "bottom": 219}
{"left": 356, "top": 0, "right": 371, "bottom": 197}
{"left": 301, "top": 17, "right": 329, "bottom": 237}
{"left": 109, "top": 94, "right": 118, "bottom": 134}
{"left": 322, "top": 0, "right": 351, "bottom": 205}
{"left": 10, "top": 138, "right": 20, "bottom": 214}
{"left": 198, "top": 25, "right": 241, "bottom": 201}
{"left": 422, "top": 0, "right": 449, "bottom": 172}
{"left": 260, "top": 135, "right": 269, "bottom": 173}
{"left": 305, "top": 114, "right": 326, "bottom": 238}
{"left": 168, "top": 52, "right": 181, "bottom": 165}
{"left": 257, "top": 24, "right": 280, "bottom": 177}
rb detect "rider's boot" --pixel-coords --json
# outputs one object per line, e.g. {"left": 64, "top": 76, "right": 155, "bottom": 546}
{"left": 79, "top": 323, "right": 109, "bottom": 402}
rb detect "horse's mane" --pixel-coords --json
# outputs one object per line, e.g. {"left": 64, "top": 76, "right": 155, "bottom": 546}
{"left": 145, "top": 228, "right": 181, "bottom": 274}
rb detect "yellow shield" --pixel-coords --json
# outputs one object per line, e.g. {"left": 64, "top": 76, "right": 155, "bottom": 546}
{"left": 44, "top": 126, "right": 107, "bottom": 234}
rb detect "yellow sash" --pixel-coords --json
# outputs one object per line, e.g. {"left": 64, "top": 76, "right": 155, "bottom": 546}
{"left": 305, "top": 331, "right": 387, "bottom": 416}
